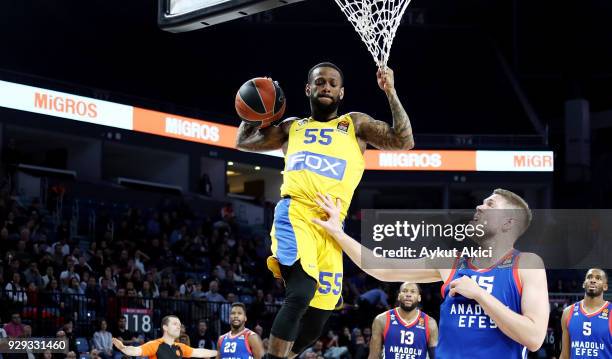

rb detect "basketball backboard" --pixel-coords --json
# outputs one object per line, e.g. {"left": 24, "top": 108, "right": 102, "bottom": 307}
{"left": 158, "top": 0, "right": 304, "bottom": 32}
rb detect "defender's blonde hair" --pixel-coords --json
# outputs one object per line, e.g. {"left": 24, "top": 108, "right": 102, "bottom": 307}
{"left": 493, "top": 188, "right": 532, "bottom": 235}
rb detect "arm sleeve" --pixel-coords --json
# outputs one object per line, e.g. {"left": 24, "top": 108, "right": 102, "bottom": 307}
{"left": 178, "top": 343, "right": 194, "bottom": 358}
{"left": 139, "top": 340, "right": 160, "bottom": 357}
{"left": 105, "top": 332, "right": 113, "bottom": 350}
{"left": 92, "top": 333, "right": 102, "bottom": 350}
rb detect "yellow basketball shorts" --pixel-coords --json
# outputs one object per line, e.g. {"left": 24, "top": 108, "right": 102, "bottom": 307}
{"left": 268, "top": 197, "right": 343, "bottom": 310}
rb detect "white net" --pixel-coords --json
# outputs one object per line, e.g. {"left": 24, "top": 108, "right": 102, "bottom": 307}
{"left": 334, "top": 0, "right": 412, "bottom": 68}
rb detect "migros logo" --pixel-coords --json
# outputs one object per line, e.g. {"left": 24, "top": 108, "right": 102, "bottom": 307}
{"left": 513, "top": 154, "right": 553, "bottom": 169}
{"left": 34, "top": 92, "right": 98, "bottom": 118}
{"left": 379, "top": 152, "right": 442, "bottom": 168}
{"left": 165, "top": 117, "right": 220, "bottom": 142}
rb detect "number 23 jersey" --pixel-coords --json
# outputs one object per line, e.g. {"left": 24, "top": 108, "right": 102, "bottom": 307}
{"left": 218, "top": 329, "right": 254, "bottom": 359}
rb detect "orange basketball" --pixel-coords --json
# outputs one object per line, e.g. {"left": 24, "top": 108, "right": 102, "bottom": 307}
{"left": 235, "top": 77, "right": 286, "bottom": 128}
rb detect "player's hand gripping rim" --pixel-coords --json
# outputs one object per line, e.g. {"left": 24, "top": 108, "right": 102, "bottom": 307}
{"left": 312, "top": 193, "right": 343, "bottom": 238}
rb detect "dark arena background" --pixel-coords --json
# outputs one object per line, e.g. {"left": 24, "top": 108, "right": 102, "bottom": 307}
{"left": 0, "top": 0, "right": 611, "bottom": 358}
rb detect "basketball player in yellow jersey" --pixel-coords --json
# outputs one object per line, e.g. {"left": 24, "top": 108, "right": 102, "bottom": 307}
{"left": 236, "top": 62, "right": 414, "bottom": 359}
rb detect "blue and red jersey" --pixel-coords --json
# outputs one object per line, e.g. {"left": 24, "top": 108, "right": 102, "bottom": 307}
{"left": 382, "top": 308, "right": 430, "bottom": 359}
{"left": 218, "top": 329, "right": 254, "bottom": 359}
{"left": 437, "top": 249, "right": 525, "bottom": 359}
{"left": 566, "top": 300, "right": 612, "bottom": 358}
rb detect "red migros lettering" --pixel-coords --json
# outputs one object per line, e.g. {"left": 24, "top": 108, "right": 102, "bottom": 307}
{"left": 165, "top": 117, "right": 220, "bottom": 142}
{"left": 513, "top": 154, "right": 552, "bottom": 168}
{"left": 34, "top": 92, "right": 98, "bottom": 118}
{"left": 379, "top": 153, "right": 442, "bottom": 168}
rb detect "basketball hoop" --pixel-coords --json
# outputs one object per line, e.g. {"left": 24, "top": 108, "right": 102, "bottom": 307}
{"left": 334, "top": 0, "right": 412, "bottom": 69}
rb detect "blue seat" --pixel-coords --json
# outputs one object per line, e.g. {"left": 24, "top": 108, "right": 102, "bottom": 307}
{"left": 75, "top": 337, "right": 90, "bottom": 353}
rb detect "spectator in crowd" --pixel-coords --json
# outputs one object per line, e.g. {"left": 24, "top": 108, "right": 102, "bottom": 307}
{"left": 99, "top": 267, "right": 117, "bottom": 292}
{"left": 21, "top": 325, "right": 35, "bottom": 359}
{"left": 23, "top": 262, "right": 43, "bottom": 289}
{"left": 4, "top": 313, "right": 24, "bottom": 338}
{"left": 362, "top": 327, "right": 372, "bottom": 345}
{"left": 113, "top": 316, "right": 140, "bottom": 359}
{"left": 324, "top": 329, "right": 349, "bottom": 359}
{"left": 351, "top": 333, "right": 368, "bottom": 359}
{"left": 138, "top": 280, "right": 158, "bottom": 298}
{"left": 190, "top": 320, "right": 216, "bottom": 350}
{"left": 190, "top": 282, "right": 206, "bottom": 299}
{"left": 63, "top": 277, "right": 84, "bottom": 296}
{"left": 179, "top": 277, "right": 195, "bottom": 297}
{"left": 178, "top": 333, "right": 191, "bottom": 346}
{"left": 62, "top": 321, "right": 77, "bottom": 353}
{"left": 48, "top": 236, "right": 70, "bottom": 257}
{"left": 5, "top": 272, "right": 27, "bottom": 304}
{"left": 126, "top": 288, "right": 144, "bottom": 308}
{"left": 338, "top": 327, "right": 351, "bottom": 349}
{"left": 41, "top": 266, "right": 55, "bottom": 288}
{"left": 300, "top": 340, "right": 324, "bottom": 359}
{"left": 59, "top": 258, "right": 80, "bottom": 285}
{"left": 204, "top": 280, "right": 224, "bottom": 303}
{"left": 44, "top": 279, "right": 64, "bottom": 310}
{"left": 23, "top": 324, "right": 32, "bottom": 337}
{"left": 14, "top": 240, "right": 31, "bottom": 267}
{"left": 92, "top": 319, "right": 113, "bottom": 359}
{"left": 177, "top": 324, "right": 191, "bottom": 346}
{"left": 75, "top": 256, "right": 93, "bottom": 277}
{"left": 26, "top": 282, "right": 39, "bottom": 306}
{"left": 85, "top": 277, "right": 100, "bottom": 301}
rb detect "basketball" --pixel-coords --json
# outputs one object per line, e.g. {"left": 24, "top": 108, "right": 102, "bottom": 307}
{"left": 235, "top": 77, "right": 286, "bottom": 128}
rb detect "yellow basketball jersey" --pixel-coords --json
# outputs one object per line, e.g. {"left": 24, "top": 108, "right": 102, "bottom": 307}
{"left": 280, "top": 114, "right": 364, "bottom": 217}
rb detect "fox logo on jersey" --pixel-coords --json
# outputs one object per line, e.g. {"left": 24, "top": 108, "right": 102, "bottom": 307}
{"left": 286, "top": 151, "right": 347, "bottom": 180}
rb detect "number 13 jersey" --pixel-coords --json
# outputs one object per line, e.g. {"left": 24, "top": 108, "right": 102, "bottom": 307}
{"left": 383, "top": 309, "right": 431, "bottom": 359}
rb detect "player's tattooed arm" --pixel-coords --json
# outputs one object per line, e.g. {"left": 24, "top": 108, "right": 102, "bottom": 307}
{"left": 352, "top": 110, "right": 414, "bottom": 150}
{"left": 235, "top": 118, "right": 296, "bottom": 152}
{"left": 352, "top": 67, "right": 414, "bottom": 150}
